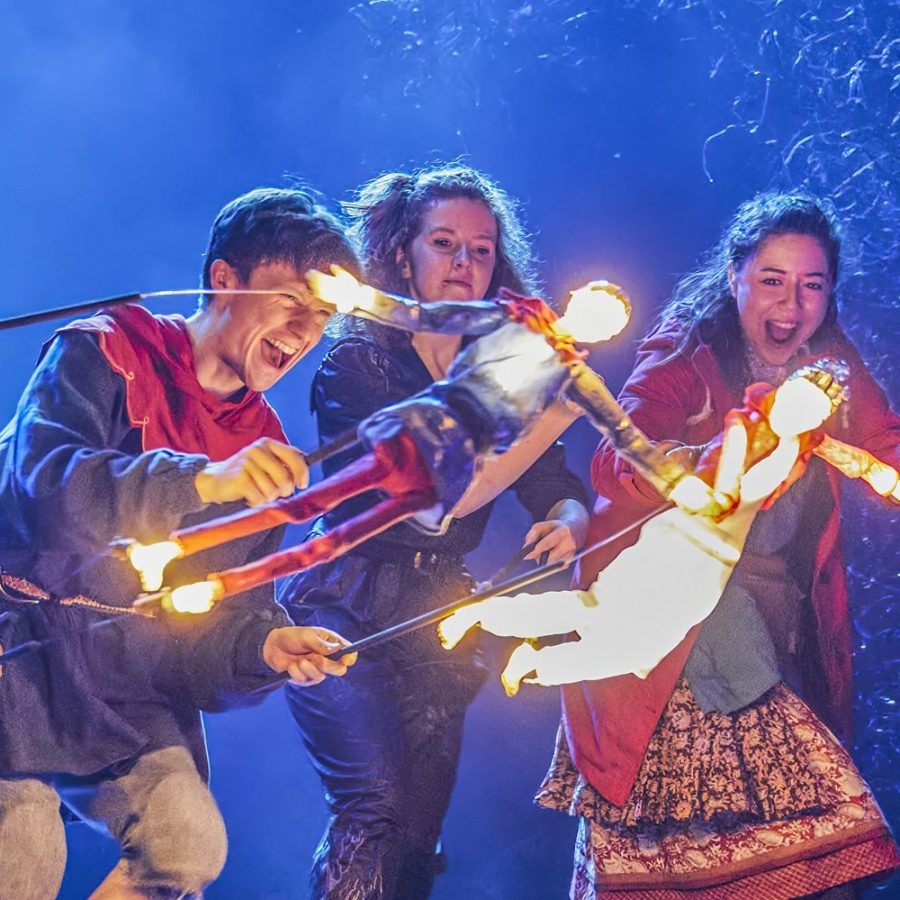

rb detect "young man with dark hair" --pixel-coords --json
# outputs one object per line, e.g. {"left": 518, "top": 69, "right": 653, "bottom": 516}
{"left": 0, "top": 187, "right": 359, "bottom": 899}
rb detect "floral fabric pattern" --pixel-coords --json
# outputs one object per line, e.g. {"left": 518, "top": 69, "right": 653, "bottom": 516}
{"left": 537, "top": 679, "right": 899, "bottom": 898}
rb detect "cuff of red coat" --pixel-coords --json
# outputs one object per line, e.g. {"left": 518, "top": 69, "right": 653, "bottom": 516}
{"left": 617, "top": 468, "right": 667, "bottom": 505}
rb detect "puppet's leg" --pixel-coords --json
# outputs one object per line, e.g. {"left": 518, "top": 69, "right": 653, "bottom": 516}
{"left": 499, "top": 636, "right": 642, "bottom": 696}
{"left": 438, "top": 588, "right": 594, "bottom": 650}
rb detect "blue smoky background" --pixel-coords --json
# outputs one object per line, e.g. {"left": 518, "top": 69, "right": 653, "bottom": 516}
{"left": 0, "top": 1, "right": 896, "bottom": 896}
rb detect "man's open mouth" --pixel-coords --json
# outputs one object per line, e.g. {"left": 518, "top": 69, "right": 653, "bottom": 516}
{"left": 263, "top": 337, "right": 299, "bottom": 369}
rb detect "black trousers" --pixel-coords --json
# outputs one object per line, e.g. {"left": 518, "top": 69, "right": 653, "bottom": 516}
{"left": 280, "top": 551, "right": 486, "bottom": 900}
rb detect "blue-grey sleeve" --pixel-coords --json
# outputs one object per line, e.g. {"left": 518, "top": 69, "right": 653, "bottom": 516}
{"left": 170, "top": 525, "right": 293, "bottom": 712}
{"left": 1, "top": 332, "right": 295, "bottom": 711}
{"left": 313, "top": 337, "right": 419, "bottom": 476}
{"left": 1, "top": 332, "right": 207, "bottom": 552}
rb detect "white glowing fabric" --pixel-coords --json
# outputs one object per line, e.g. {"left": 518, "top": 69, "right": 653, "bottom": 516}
{"left": 169, "top": 581, "right": 218, "bottom": 614}
{"left": 557, "top": 281, "right": 630, "bottom": 344}
{"left": 127, "top": 540, "right": 182, "bottom": 592}
{"left": 440, "top": 424, "right": 810, "bottom": 695}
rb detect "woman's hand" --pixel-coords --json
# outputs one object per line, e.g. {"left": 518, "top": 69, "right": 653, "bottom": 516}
{"left": 262, "top": 626, "right": 358, "bottom": 686}
{"left": 522, "top": 499, "right": 590, "bottom": 564}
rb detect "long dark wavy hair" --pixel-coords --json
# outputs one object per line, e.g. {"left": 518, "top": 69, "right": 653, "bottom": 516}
{"left": 660, "top": 192, "right": 843, "bottom": 388}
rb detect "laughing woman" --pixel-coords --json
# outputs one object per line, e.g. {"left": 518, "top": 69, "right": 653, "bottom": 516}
{"left": 278, "top": 163, "right": 589, "bottom": 899}
{"left": 538, "top": 192, "right": 900, "bottom": 899}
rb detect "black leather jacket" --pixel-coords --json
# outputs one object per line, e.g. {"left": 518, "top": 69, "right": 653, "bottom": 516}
{"left": 310, "top": 322, "right": 589, "bottom": 558}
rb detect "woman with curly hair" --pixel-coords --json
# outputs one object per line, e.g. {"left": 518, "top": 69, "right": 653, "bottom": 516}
{"left": 538, "top": 192, "right": 900, "bottom": 899}
{"left": 278, "top": 162, "right": 589, "bottom": 898}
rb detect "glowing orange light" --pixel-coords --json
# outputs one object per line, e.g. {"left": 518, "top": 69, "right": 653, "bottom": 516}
{"left": 168, "top": 580, "right": 222, "bottom": 614}
{"left": 126, "top": 540, "right": 183, "bottom": 591}
{"left": 814, "top": 435, "right": 900, "bottom": 502}
{"left": 307, "top": 265, "right": 378, "bottom": 314}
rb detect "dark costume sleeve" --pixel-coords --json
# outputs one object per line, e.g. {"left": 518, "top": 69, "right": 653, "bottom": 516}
{"left": 1, "top": 332, "right": 207, "bottom": 554}
{"left": 1, "top": 332, "right": 291, "bottom": 709}
{"left": 509, "top": 441, "right": 589, "bottom": 522}
{"left": 167, "top": 525, "right": 291, "bottom": 713}
{"left": 312, "top": 336, "right": 423, "bottom": 477}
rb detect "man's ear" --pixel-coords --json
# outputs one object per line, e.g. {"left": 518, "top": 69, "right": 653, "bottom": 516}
{"left": 395, "top": 246, "right": 412, "bottom": 280}
{"left": 208, "top": 259, "right": 241, "bottom": 292}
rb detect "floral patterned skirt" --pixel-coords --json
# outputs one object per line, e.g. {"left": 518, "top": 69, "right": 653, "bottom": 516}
{"left": 536, "top": 679, "right": 899, "bottom": 899}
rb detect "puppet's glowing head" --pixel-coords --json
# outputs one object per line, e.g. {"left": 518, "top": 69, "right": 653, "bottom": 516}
{"left": 556, "top": 281, "right": 631, "bottom": 344}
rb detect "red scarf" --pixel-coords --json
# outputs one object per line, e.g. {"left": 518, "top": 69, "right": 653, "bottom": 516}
{"left": 61, "top": 305, "right": 286, "bottom": 460}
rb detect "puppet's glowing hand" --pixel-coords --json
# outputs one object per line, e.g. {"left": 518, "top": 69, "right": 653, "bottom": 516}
{"left": 195, "top": 438, "right": 309, "bottom": 507}
{"left": 263, "top": 626, "right": 358, "bottom": 686}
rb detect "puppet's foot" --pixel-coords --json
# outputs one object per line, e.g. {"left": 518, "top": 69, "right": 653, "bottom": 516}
{"left": 500, "top": 642, "right": 540, "bottom": 697}
{"left": 437, "top": 605, "right": 482, "bottom": 649}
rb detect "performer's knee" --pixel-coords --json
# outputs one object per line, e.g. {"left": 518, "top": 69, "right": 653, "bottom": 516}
{"left": 0, "top": 777, "right": 67, "bottom": 900}
{"left": 124, "top": 769, "right": 227, "bottom": 893}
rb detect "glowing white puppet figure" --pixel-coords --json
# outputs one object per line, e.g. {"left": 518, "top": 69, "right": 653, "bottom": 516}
{"left": 438, "top": 367, "right": 845, "bottom": 696}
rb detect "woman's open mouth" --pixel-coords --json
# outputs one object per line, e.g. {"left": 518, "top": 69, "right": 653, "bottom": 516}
{"left": 765, "top": 320, "right": 799, "bottom": 346}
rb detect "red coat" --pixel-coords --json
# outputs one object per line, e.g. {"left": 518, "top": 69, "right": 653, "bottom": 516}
{"left": 565, "top": 322, "right": 900, "bottom": 806}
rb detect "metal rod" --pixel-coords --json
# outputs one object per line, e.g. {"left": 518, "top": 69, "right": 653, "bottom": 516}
{"left": 304, "top": 430, "right": 359, "bottom": 467}
{"left": 331, "top": 504, "right": 666, "bottom": 658}
{"left": 0, "top": 293, "right": 144, "bottom": 331}
{"left": 338, "top": 558, "right": 570, "bottom": 656}
{"left": 0, "top": 288, "right": 305, "bottom": 333}
{"left": 1, "top": 502, "right": 667, "bottom": 668}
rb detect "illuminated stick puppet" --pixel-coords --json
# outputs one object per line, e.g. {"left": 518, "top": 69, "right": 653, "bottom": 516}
{"left": 122, "top": 269, "right": 699, "bottom": 615}
{"left": 438, "top": 364, "right": 848, "bottom": 695}
{"left": 119, "top": 272, "right": 889, "bottom": 688}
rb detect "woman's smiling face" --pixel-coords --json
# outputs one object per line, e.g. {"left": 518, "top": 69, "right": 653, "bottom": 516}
{"left": 729, "top": 233, "right": 832, "bottom": 366}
